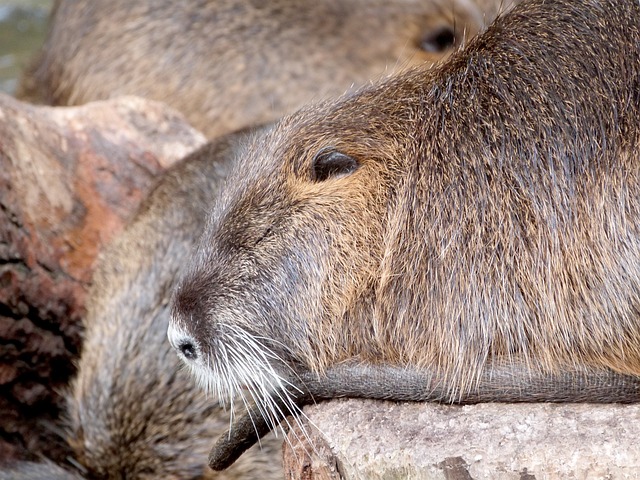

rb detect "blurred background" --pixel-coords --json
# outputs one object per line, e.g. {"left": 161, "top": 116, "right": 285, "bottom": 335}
{"left": 0, "top": 0, "right": 51, "bottom": 95}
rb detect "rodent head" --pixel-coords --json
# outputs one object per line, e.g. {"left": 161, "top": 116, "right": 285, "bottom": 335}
{"left": 168, "top": 89, "right": 415, "bottom": 420}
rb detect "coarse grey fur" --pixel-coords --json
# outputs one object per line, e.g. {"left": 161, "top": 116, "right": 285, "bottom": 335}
{"left": 169, "top": 0, "right": 640, "bottom": 470}
{"left": 0, "top": 460, "right": 85, "bottom": 480}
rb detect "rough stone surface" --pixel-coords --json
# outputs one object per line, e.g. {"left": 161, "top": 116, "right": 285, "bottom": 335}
{"left": 284, "top": 399, "right": 640, "bottom": 479}
{"left": 0, "top": 92, "right": 205, "bottom": 464}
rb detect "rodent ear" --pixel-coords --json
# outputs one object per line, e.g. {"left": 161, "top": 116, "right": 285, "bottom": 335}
{"left": 311, "top": 148, "right": 359, "bottom": 182}
{"left": 420, "top": 27, "right": 456, "bottom": 53}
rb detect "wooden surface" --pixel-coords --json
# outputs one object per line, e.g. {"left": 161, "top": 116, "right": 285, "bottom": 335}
{"left": 283, "top": 398, "right": 640, "bottom": 479}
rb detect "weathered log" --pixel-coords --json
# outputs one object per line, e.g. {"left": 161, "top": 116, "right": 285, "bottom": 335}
{"left": 284, "top": 399, "right": 640, "bottom": 479}
{"left": 0, "top": 93, "right": 205, "bottom": 464}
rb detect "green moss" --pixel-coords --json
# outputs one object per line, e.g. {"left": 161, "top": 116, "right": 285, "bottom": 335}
{"left": 0, "top": 2, "right": 52, "bottom": 95}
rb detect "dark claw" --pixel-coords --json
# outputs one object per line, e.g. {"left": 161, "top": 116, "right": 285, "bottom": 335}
{"left": 208, "top": 391, "right": 311, "bottom": 470}
{"left": 208, "top": 406, "right": 268, "bottom": 470}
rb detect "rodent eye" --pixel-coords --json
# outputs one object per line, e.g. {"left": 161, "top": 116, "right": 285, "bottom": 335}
{"left": 420, "top": 27, "right": 456, "bottom": 53}
{"left": 311, "top": 148, "right": 359, "bottom": 182}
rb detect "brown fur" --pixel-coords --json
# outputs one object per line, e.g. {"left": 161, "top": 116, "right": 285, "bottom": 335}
{"left": 169, "top": 0, "right": 640, "bottom": 469}
{"left": 18, "top": 0, "right": 518, "bottom": 138}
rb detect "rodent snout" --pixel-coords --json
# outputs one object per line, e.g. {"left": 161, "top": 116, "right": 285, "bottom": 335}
{"left": 167, "top": 324, "right": 199, "bottom": 362}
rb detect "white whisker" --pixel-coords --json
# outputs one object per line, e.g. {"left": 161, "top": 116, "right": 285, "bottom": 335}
{"left": 181, "top": 319, "right": 324, "bottom": 455}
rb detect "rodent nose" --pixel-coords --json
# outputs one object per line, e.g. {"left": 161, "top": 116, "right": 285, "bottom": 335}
{"left": 167, "top": 324, "right": 199, "bottom": 362}
{"left": 178, "top": 339, "right": 198, "bottom": 361}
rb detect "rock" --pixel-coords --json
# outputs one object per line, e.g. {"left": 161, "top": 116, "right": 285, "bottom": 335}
{"left": 0, "top": 92, "right": 205, "bottom": 464}
{"left": 284, "top": 399, "right": 640, "bottom": 479}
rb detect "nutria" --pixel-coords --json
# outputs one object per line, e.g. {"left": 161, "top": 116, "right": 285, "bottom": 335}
{"left": 18, "top": 0, "right": 518, "bottom": 138}
{"left": 2, "top": 127, "right": 283, "bottom": 479}
{"left": 168, "top": 0, "right": 640, "bottom": 470}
